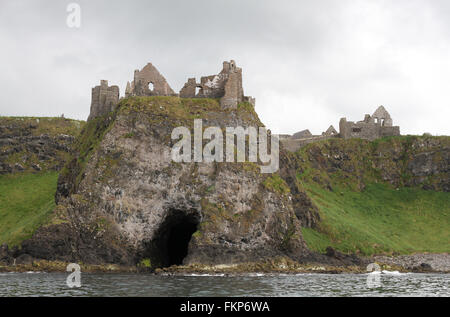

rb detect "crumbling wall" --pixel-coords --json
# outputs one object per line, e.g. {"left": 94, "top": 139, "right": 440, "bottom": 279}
{"left": 339, "top": 106, "right": 400, "bottom": 141}
{"left": 281, "top": 135, "right": 339, "bottom": 152}
{"left": 372, "top": 106, "right": 393, "bottom": 127}
{"left": 179, "top": 78, "right": 198, "bottom": 98}
{"left": 380, "top": 126, "right": 400, "bottom": 137}
{"left": 292, "top": 130, "right": 313, "bottom": 139}
{"left": 127, "top": 63, "right": 175, "bottom": 97}
{"left": 323, "top": 125, "right": 338, "bottom": 136}
{"left": 88, "top": 80, "right": 119, "bottom": 121}
{"left": 179, "top": 60, "right": 255, "bottom": 109}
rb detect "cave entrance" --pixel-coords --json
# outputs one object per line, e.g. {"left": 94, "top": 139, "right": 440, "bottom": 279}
{"left": 148, "top": 210, "right": 200, "bottom": 268}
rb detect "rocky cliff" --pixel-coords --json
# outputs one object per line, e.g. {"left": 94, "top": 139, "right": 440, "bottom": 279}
{"left": 19, "top": 97, "right": 316, "bottom": 268}
{"left": 3, "top": 99, "right": 449, "bottom": 270}
{"left": 282, "top": 135, "right": 449, "bottom": 194}
{"left": 0, "top": 117, "right": 84, "bottom": 174}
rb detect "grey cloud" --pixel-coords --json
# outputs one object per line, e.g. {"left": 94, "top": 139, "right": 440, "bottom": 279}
{"left": 0, "top": 0, "right": 448, "bottom": 135}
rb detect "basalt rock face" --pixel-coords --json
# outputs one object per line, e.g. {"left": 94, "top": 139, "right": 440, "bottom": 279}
{"left": 284, "top": 136, "right": 449, "bottom": 193}
{"left": 0, "top": 117, "right": 84, "bottom": 174}
{"left": 23, "top": 97, "right": 315, "bottom": 267}
{"left": 13, "top": 99, "right": 449, "bottom": 268}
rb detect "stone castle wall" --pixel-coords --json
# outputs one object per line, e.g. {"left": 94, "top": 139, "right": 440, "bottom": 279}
{"left": 281, "top": 135, "right": 339, "bottom": 152}
{"left": 89, "top": 60, "right": 256, "bottom": 121}
{"left": 88, "top": 80, "right": 119, "bottom": 121}
{"left": 87, "top": 63, "right": 401, "bottom": 147}
{"left": 339, "top": 106, "right": 400, "bottom": 141}
{"left": 281, "top": 106, "right": 400, "bottom": 152}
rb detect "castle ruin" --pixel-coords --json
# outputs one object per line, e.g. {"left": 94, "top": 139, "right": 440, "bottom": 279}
{"left": 88, "top": 60, "right": 255, "bottom": 121}
{"left": 280, "top": 106, "right": 400, "bottom": 152}
{"left": 87, "top": 61, "right": 401, "bottom": 149}
{"left": 179, "top": 60, "right": 255, "bottom": 109}
{"left": 339, "top": 106, "right": 400, "bottom": 141}
{"left": 88, "top": 80, "right": 120, "bottom": 121}
{"left": 125, "top": 62, "right": 175, "bottom": 97}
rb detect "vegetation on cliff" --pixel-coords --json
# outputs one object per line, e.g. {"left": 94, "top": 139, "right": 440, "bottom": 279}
{"left": 0, "top": 99, "right": 448, "bottom": 267}
{"left": 302, "top": 183, "right": 449, "bottom": 255}
{"left": 286, "top": 136, "right": 450, "bottom": 255}
{"left": 0, "top": 117, "right": 85, "bottom": 173}
{"left": 0, "top": 172, "right": 58, "bottom": 246}
{"left": 57, "top": 96, "right": 262, "bottom": 200}
{"left": 0, "top": 117, "right": 84, "bottom": 246}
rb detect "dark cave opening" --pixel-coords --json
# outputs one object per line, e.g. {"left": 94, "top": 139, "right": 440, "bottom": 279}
{"left": 167, "top": 220, "right": 198, "bottom": 266}
{"left": 147, "top": 210, "right": 200, "bottom": 268}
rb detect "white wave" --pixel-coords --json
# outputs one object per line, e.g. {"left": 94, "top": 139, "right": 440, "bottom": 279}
{"left": 381, "top": 270, "right": 404, "bottom": 275}
{"left": 185, "top": 273, "right": 226, "bottom": 277}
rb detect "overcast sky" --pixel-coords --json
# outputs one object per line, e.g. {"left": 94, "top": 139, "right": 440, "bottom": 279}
{"left": 1, "top": 0, "right": 449, "bottom": 135}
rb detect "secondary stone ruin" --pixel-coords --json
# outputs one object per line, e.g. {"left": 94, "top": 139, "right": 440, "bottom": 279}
{"left": 281, "top": 106, "right": 400, "bottom": 152}
{"left": 339, "top": 106, "right": 400, "bottom": 141}
{"left": 88, "top": 60, "right": 256, "bottom": 121}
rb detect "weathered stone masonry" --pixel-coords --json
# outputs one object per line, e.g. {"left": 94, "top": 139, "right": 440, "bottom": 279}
{"left": 179, "top": 60, "right": 255, "bottom": 109}
{"left": 126, "top": 62, "right": 175, "bottom": 97}
{"left": 339, "top": 106, "right": 400, "bottom": 141}
{"left": 87, "top": 61, "right": 400, "bottom": 150}
{"left": 88, "top": 60, "right": 256, "bottom": 121}
{"left": 281, "top": 106, "right": 400, "bottom": 152}
{"left": 88, "top": 80, "right": 119, "bottom": 121}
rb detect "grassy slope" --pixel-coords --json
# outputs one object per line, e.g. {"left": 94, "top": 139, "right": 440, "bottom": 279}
{"left": 0, "top": 117, "right": 84, "bottom": 246}
{"left": 302, "top": 182, "right": 450, "bottom": 255}
{"left": 0, "top": 98, "right": 259, "bottom": 247}
{"left": 0, "top": 117, "right": 85, "bottom": 137}
{"left": 0, "top": 172, "right": 58, "bottom": 246}
{"left": 0, "top": 106, "right": 448, "bottom": 257}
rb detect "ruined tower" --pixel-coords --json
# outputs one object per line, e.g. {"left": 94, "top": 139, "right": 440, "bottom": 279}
{"left": 88, "top": 80, "right": 120, "bottom": 121}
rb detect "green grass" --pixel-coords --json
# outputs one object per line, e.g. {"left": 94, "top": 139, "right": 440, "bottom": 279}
{"left": 302, "top": 183, "right": 450, "bottom": 255}
{"left": 0, "top": 116, "right": 85, "bottom": 137}
{"left": 263, "top": 174, "right": 290, "bottom": 196}
{"left": 0, "top": 172, "right": 58, "bottom": 246}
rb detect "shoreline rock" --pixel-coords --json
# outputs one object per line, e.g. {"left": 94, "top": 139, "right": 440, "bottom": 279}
{"left": 373, "top": 253, "right": 450, "bottom": 273}
{"left": 1, "top": 253, "right": 449, "bottom": 274}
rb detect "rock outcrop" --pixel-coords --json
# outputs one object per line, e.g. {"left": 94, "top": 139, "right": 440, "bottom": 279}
{"left": 284, "top": 136, "right": 449, "bottom": 192}
{"left": 0, "top": 117, "right": 84, "bottom": 174}
{"left": 6, "top": 99, "right": 449, "bottom": 270}
{"left": 20, "top": 97, "right": 315, "bottom": 268}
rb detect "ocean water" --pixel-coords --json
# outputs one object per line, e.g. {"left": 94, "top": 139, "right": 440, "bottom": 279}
{"left": 0, "top": 272, "right": 448, "bottom": 297}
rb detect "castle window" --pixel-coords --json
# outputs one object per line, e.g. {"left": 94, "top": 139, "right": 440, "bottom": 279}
{"left": 148, "top": 82, "right": 154, "bottom": 91}
{"left": 352, "top": 128, "right": 362, "bottom": 133}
